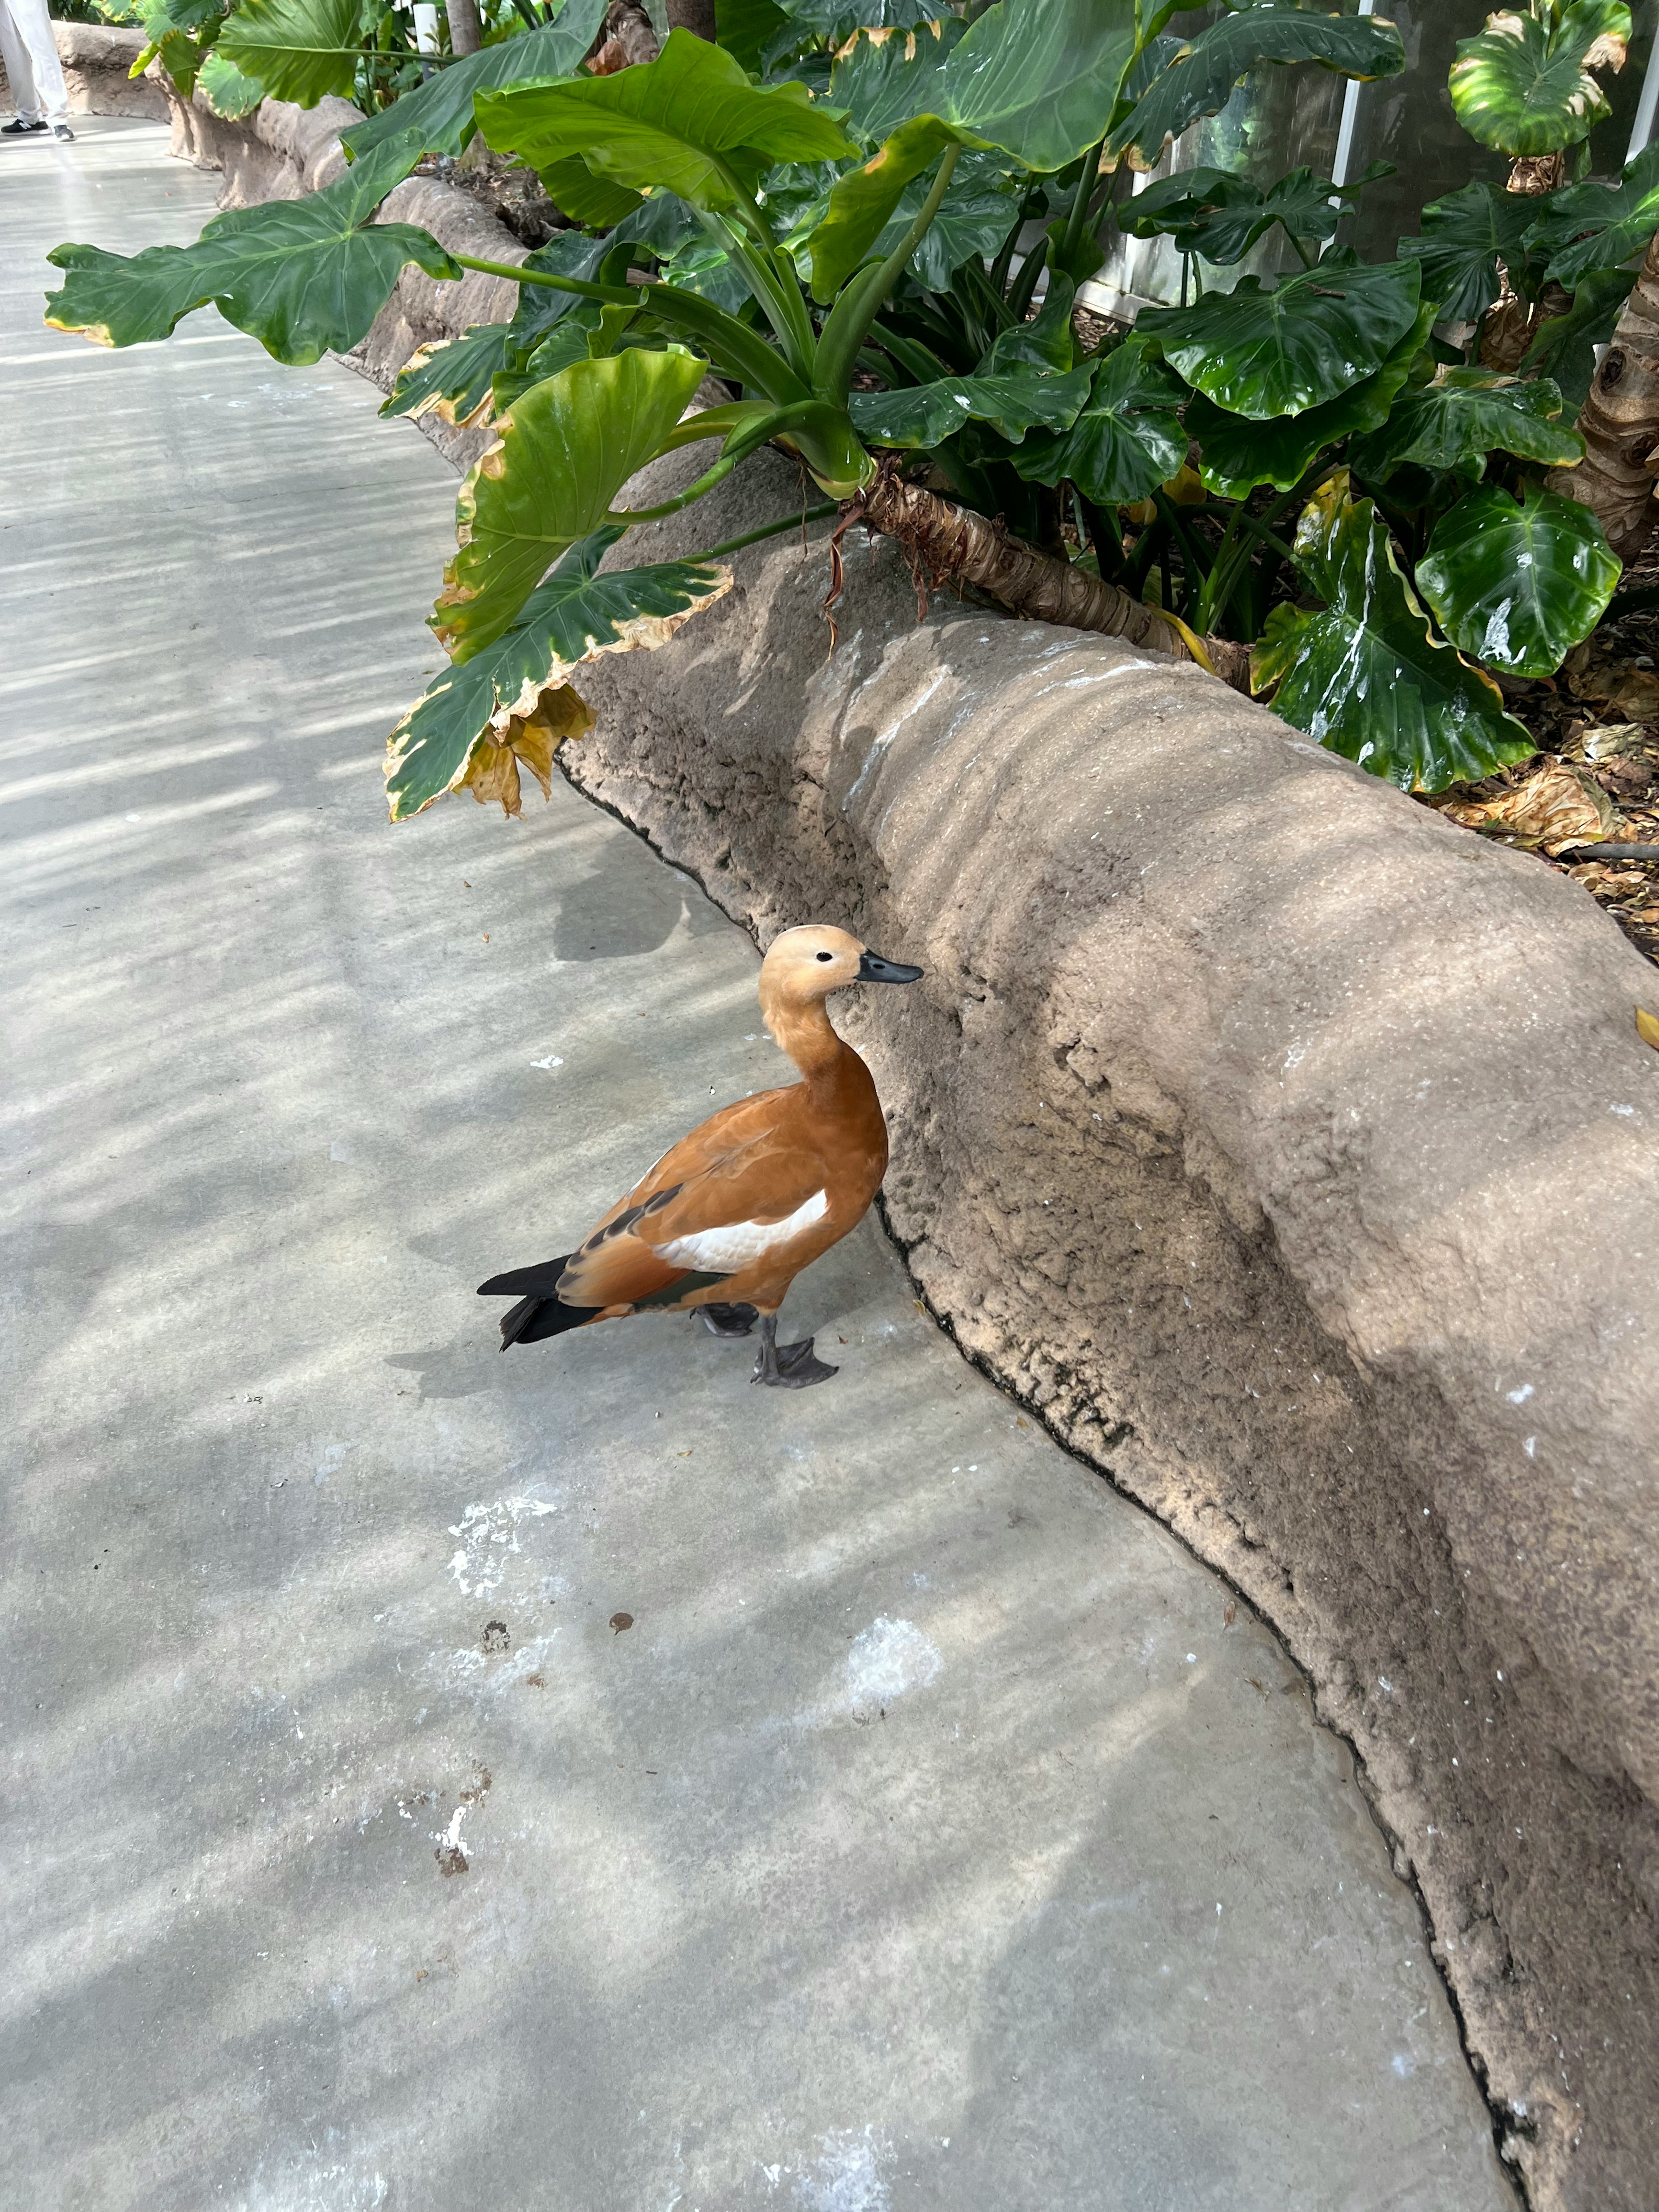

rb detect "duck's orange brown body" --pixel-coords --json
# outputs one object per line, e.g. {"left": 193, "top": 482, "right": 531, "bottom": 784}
{"left": 478, "top": 925, "right": 922, "bottom": 1386}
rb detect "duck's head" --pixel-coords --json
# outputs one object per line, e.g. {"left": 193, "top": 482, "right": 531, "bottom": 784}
{"left": 760, "top": 925, "right": 924, "bottom": 1009}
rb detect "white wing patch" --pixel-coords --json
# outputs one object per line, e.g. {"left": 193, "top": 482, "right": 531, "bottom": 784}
{"left": 658, "top": 1189, "right": 829, "bottom": 1272}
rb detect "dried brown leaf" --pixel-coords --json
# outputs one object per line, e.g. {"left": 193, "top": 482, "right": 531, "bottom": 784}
{"left": 1442, "top": 756, "right": 1619, "bottom": 852}
{"left": 1637, "top": 1006, "right": 1659, "bottom": 1049}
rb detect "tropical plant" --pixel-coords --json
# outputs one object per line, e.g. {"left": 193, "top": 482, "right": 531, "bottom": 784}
{"left": 42, "top": 0, "right": 1634, "bottom": 812}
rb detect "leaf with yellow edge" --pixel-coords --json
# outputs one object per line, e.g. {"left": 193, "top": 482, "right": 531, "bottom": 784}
{"left": 387, "top": 528, "right": 731, "bottom": 821}
{"left": 1635, "top": 1005, "right": 1659, "bottom": 1050}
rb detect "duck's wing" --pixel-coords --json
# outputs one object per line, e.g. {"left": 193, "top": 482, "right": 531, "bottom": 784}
{"left": 556, "top": 1107, "right": 828, "bottom": 1311}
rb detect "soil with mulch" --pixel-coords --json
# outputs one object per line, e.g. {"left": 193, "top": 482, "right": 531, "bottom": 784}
{"left": 1415, "top": 534, "right": 1659, "bottom": 973}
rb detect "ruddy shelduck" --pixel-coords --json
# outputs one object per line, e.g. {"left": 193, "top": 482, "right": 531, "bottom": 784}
{"left": 477, "top": 924, "right": 923, "bottom": 1386}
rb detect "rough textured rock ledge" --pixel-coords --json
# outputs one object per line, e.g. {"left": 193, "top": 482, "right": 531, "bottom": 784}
{"left": 562, "top": 446, "right": 1659, "bottom": 2212}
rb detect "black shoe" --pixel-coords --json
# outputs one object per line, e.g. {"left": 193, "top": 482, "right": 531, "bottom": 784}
{"left": 2, "top": 118, "right": 48, "bottom": 134}
{"left": 51, "top": 124, "right": 75, "bottom": 142}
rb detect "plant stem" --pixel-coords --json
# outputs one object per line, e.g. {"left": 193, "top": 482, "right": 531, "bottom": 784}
{"left": 690, "top": 504, "right": 839, "bottom": 562}
{"left": 1059, "top": 136, "right": 1106, "bottom": 269}
{"left": 1005, "top": 232, "right": 1048, "bottom": 321}
{"left": 814, "top": 143, "right": 961, "bottom": 402}
{"left": 989, "top": 184, "right": 1036, "bottom": 295}
{"left": 451, "top": 252, "right": 640, "bottom": 303}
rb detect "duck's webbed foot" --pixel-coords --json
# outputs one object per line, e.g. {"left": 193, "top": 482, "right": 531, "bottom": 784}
{"left": 751, "top": 1310, "right": 838, "bottom": 1389}
{"left": 700, "top": 1301, "right": 758, "bottom": 1338}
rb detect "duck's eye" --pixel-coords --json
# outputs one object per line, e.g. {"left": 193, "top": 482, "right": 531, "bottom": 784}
{"left": 815, "top": 951, "right": 833, "bottom": 962}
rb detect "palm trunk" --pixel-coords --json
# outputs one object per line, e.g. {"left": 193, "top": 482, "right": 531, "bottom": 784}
{"left": 1547, "top": 228, "right": 1659, "bottom": 561}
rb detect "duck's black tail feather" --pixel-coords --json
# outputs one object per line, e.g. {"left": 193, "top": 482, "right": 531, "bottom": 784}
{"left": 478, "top": 1256, "right": 599, "bottom": 1351}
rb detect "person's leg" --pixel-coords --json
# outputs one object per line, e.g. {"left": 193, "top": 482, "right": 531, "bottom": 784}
{"left": 4, "top": 0, "right": 68, "bottom": 127}
{"left": 0, "top": 0, "right": 45, "bottom": 126}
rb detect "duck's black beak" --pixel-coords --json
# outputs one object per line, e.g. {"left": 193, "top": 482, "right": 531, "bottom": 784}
{"left": 857, "top": 949, "right": 924, "bottom": 984}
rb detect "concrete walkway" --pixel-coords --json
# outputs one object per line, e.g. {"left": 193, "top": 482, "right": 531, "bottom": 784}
{"left": 3, "top": 121, "right": 1516, "bottom": 2212}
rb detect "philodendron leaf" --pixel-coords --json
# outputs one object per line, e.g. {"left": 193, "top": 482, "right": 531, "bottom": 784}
{"left": 1348, "top": 363, "right": 1583, "bottom": 483}
{"left": 1525, "top": 140, "right": 1659, "bottom": 286}
{"left": 1415, "top": 482, "right": 1618, "bottom": 677}
{"left": 343, "top": 0, "right": 609, "bottom": 160}
{"left": 1139, "top": 257, "right": 1422, "bottom": 419}
{"left": 830, "top": 17, "right": 964, "bottom": 146}
{"left": 387, "top": 530, "right": 731, "bottom": 820}
{"left": 382, "top": 323, "right": 512, "bottom": 428}
{"left": 1187, "top": 303, "right": 1433, "bottom": 497}
{"left": 537, "top": 156, "right": 646, "bottom": 231}
{"left": 715, "top": 0, "right": 790, "bottom": 76}
{"left": 1448, "top": 0, "right": 1630, "bottom": 156}
{"left": 774, "top": 0, "right": 935, "bottom": 43}
{"left": 1252, "top": 472, "right": 1533, "bottom": 789}
{"left": 933, "top": 0, "right": 1139, "bottom": 173}
{"left": 865, "top": 153, "right": 1020, "bottom": 291}
{"left": 1120, "top": 164, "right": 1376, "bottom": 266}
{"left": 44, "top": 130, "right": 444, "bottom": 360}
{"left": 1009, "top": 336, "right": 1187, "bottom": 504}
{"left": 1519, "top": 263, "right": 1632, "bottom": 406}
{"left": 1111, "top": 2, "right": 1405, "bottom": 169}
{"left": 474, "top": 29, "right": 855, "bottom": 212}
{"left": 849, "top": 360, "right": 1092, "bottom": 447}
{"left": 432, "top": 345, "right": 707, "bottom": 661}
{"left": 214, "top": 0, "right": 365, "bottom": 108}
{"left": 1398, "top": 178, "right": 1538, "bottom": 321}
{"left": 197, "top": 50, "right": 266, "bottom": 117}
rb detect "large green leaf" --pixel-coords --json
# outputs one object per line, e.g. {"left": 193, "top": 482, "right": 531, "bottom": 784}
{"left": 1009, "top": 336, "right": 1187, "bottom": 503}
{"left": 1519, "top": 262, "right": 1632, "bottom": 406}
{"left": 774, "top": 0, "right": 936, "bottom": 44}
{"left": 1415, "top": 481, "right": 1618, "bottom": 677}
{"left": 474, "top": 29, "right": 855, "bottom": 211}
{"left": 44, "top": 131, "right": 445, "bottom": 361}
{"left": 867, "top": 152, "right": 1019, "bottom": 290}
{"left": 214, "top": 0, "right": 364, "bottom": 108}
{"left": 1398, "top": 178, "right": 1539, "bottom": 322}
{"left": 1139, "top": 256, "right": 1422, "bottom": 420}
{"left": 197, "top": 50, "right": 267, "bottom": 117}
{"left": 1120, "top": 161, "right": 1384, "bottom": 266}
{"left": 537, "top": 156, "right": 647, "bottom": 231}
{"left": 1187, "top": 303, "right": 1432, "bottom": 497}
{"left": 344, "top": 0, "right": 609, "bottom": 160}
{"left": 1448, "top": 0, "right": 1630, "bottom": 156}
{"left": 829, "top": 16, "right": 964, "bottom": 145}
{"left": 715, "top": 0, "right": 790, "bottom": 76}
{"left": 432, "top": 345, "right": 707, "bottom": 661}
{"left": 388, "top": 530, "right": 731, "bottom": 820}
{"left": 382, "top": 322, "right": 511, "bottom": 427}
{"left": 1252, "top": 473, "right": 1533, "bottom": 789}
{"left": 934, "top": 0, "right": 1139, "bottom": 173}
{"left": 1348, "top": 363, "right": 1582, "bottom": 482}
{"left": 1525, "top": 141, "right": 1659, "bottom": 286}
{"left": 1111, "top": 3, "right": 1406, "bottom": 168}
{"left": 849, "top": 359, "right": 1092, "bottom": 446}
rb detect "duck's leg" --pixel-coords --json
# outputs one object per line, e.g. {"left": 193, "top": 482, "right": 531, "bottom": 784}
{"left": 751, "top": 1309, "right": 838, "bottom": 1388}
{"left": 700, "top": 1302, "right": 758, "bottom": 1339}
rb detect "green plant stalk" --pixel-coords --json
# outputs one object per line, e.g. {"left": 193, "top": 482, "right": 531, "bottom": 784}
{"left": 1153, "top": 488, "right": 1213, "bottom": 582}
{"left": 700, "top": 203, "right": 816, "bottom": 382}
{"left": 607, "top": 399, "right": 864, "bottom": 521}
{"left": 690, "top": 502, "right": 839, "bottom": 562}
{"left": 814, "top": 143, "right": 963, "bottom": 404}
{"left": 1059, "top": 136, "right": 1106, "bottom": 267}
{"left": 989, "top": 183, "right": 1038, "bottom": 294}
{"left": 1005, "top": 232, "right": 1047, "bottom": 320}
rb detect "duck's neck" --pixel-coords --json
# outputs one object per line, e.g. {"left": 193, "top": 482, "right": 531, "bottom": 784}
{"left": 766, "top": 994, "right": 853, "bottom": 1093}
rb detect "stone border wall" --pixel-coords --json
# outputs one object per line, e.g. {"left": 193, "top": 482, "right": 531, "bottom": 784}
{"left": 63, "top": 80, "right": 1659, "bottom": 2212}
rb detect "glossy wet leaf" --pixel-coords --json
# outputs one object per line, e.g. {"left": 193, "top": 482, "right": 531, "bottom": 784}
{"left": 1348, "top": 364, "right": 1582, "bottom": 483}
{"left": 1120, "top": 163, "right": 1376, "bottom": 265}
{"left": 1111, "top": 3, "right": 1405, "bottom": 169}
{"left": 382, "top": 322, "right": 512, "bottom": 428}
{"left": 1525, "top": 141, "right": 1659, "bottom": 286}
{"left": 1449, "top": 0, "right": 1629, "bottom": 156}
{"left": 1519, "top": 264, "right": 1632, "bottom": 407}
{"left": 197, "top": 49, "right": 267, "bottom": 117}
{"left": 849, "top": 360, "right": 1091, "bottom": 447}
{"left": 44, "top": 131, "right": 444, "bottom": 360}
{"left": 1009, "top": 337, "right": 1187, "bottom": 504}
{"left": 387, "top": 531, "right": 730, "bottom": 820}
{"left": 1188, "top": 305, "right": 1431, "bottom": 496}
{"left": 345, "top": 0, "right": 610, "bottom": 159}
{"left": 1398, "top": 178, "right": 1538, "bottom": 321}
{"left": 215, "top": 0, "right": 365, "bottom": 107}
{"left": 1252, "top": 473, "right": 1533, "bottom": 789}
{"left": 865, "top": 153, "right": 1019, "bottom": 291}
{"left": 474, "top": 29, "right": 855, "bottom": 212}
{"left": 934, "top": 0, "right": 1139, "bottom": 172}
{"left": 1139, "top": 257, "right": 1422, "bottom": 420}
{"left": 432, "top": 346, "right": 707, "bottom": 661}
{"left": 829, "top": 17, "right": 963, "bottom": 145}
{"left": 1415, "top": 482, "right": 1618, "bottom": 677}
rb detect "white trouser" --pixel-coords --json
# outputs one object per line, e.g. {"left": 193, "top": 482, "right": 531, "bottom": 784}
{"left": 0, "top": 0, "right": 70, "bottom": 125}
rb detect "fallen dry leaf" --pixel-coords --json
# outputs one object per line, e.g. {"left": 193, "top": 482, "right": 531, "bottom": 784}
{"left": 1439, "top": 757, "right": 1619, "bottom": 853}
{"left": 1637, "top": 1007, "right": 1659, "bottom": 1050}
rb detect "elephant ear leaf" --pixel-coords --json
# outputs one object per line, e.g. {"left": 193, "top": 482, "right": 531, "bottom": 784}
{"left": 1252, "top": 472, "right": 1534, "bottom": 790}
{"left": 1448, "top": 0, "right": 1630, "bottom": 156}
{"left": 1348, "top": 364, "right": 1583, "bottom": 482}
{"left": 1009, "top": 335, "right": 1188, "bottom": 504}
{"left": 342, "top": 0, "right": 609, "bottom": 161}
{"left": 44, "top": 131, "right": 446, "bottom": 360}
{"left": 431, "top": 346, "right": 707, "bottom": 662}
{"left": 1415, "top": 482, "right": 1618, "bottom": 677}
{"left": 934, "top": 0, "right": 1141, "bottom": 173}
{"left": 382, "top": 324, "right": 513, "bottom": 429}
{"left": 1525, "top": 140, "right": 1659, "bottom": 286}
{"left": 848, "top": 360, "right": 1092, "bottom": 447}
{"left": 474, "top": 28, "right": 855, "bottom": 210}
{"left": 1110, "top": 2, "right": 1405, "bottom": 169}
{"left": 197, "top": 51, "right": 268, "bottom": 117}
{"left": 387, "top": 529, "right": 732, "bottom": 821}
{"left": 1139, "top": 257, "right": 1422, "bottom": 418}
{"left": 1398, "top": 178, "right": 1537, "bottom": 321}
{"left": 215, "top": 0, "right": 366, "bottom": 107}
{"left": 830, "top": 17, "right": 964, "bottom": 145}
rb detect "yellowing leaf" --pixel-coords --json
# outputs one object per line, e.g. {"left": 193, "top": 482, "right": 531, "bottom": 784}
{"left": 1636, "top": 1006, "right": 1659, "bottom": 1049}
{"left": 461, "top": 686, "right": 595, "bottom": 818}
